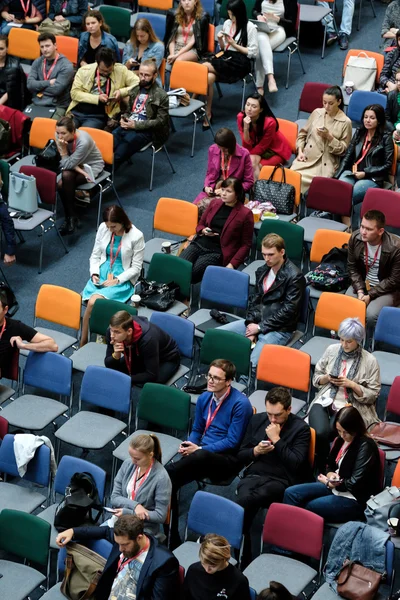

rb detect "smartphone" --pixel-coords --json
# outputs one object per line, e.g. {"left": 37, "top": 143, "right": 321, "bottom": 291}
{"left": 328, "top": 477, "right": 343, "bottom": 484}
{"left": 205, "top": 227, "right": 214, "bottom": 233}
{"left": 181, "top": 442, "right": 190, "bottom": 447}
{"left": 261, "top": 440, "right": 272, "bottom": 446}
{"left": 103, "top": 507, "right": 117, "bottom": 513}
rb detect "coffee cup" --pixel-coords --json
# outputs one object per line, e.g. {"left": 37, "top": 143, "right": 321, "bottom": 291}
{"left": 131, "top": 294, "right": 141, "bottom": 308}
{"left": 161, "top": 241, "right": 172, "bottom": 254}
{"left": 252, "top": 209, "right": 261, "bottom": 223}
{"left": 344, "top": 81, "right": 354, "bottom": 95}
{"left": 388, "top": 517, "right": 399, "bottom": 536}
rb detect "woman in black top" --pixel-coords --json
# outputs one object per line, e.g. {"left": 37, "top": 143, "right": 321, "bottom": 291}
{"left": 0, "top": 34, "right": 25, "bottom": 110}
{"left": 165, "top": 0, "right": 209, "bottom": 65}
{"left": 183, "top": 534, "right": 251, "bottom": 600}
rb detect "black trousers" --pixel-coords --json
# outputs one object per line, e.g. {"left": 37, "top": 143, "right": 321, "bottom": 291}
{"left": 57, "top": 171, "right": 87, "bottom": 218}
{"left": 180, "top": 242, "right": 222, "bottom": 284}
{"left": 309, "top": 403, "right": 336, "bottom": 471}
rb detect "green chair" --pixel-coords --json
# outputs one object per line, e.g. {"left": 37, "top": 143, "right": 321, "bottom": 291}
{"left": 71, "top": 299, "right": 137, "bottom": 373}
{"left": 243, "top": 220, "right": 305, "bottom": 286}
{"left": 98, "top": 5, "right": 132, "bottom": 41}
{"left": 111, "top": 382, "right": 191, "bottom": 479}
{"left": 0, "top": 509, "right": 51, "bottom": 598}
{"left": 0, "top": 158, "right": 10, "bottom": 199}
{"left": 220, "top": 0, "right": 254, "bottom": 19}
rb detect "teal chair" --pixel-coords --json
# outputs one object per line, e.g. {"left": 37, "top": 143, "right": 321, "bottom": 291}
{"left": 98, "top": 5, "right": 132, "bottom": 41}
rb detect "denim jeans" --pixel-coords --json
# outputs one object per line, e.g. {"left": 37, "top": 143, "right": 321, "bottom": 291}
{"left": 283, "top": 482, "right": 365, "bottom": 522}
{"left": 0, "top": 22, "right": 35, "bottom": 35}
{"left": 113, "top": 127, "right": 153, "bottom": 169}
{"left": 318, "top": 0, "right": 355, "bottom": 35}
{"left": 339, "top": 171, "right": 379, "bottom": 205}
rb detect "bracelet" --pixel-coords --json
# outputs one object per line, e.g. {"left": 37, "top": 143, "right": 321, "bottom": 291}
{"left": 112, "top": 352, "right": 119, "bottom": 360}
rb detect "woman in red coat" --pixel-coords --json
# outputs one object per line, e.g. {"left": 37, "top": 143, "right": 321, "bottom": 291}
{"left": 237, "top": 92, "right": 291, "bottom": 179}
{"left": 180, "top": 177, "right": 254, "bottom": 283}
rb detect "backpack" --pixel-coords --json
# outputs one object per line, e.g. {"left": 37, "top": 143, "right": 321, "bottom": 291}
{"left": 54, "top": 472, "right": 102, "bottom": 532}
{"left": 305, "top": 245, "right": 349, "bottom": 292}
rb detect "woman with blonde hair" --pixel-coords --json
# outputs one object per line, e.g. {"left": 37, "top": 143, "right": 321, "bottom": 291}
{"left": 165, "top": 0, "right": 209, "bottom": 65}
{"left": 110, "top": 434, "right": 171, "bottom": 539}
{"left": 183, "top": 534, "right": 251, "bottom": 599}
{"left": 123, "top": 18, "right": 164, "bottom": 81}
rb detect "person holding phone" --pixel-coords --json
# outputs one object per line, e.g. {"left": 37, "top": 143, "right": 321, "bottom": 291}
{"left": 283, "top": 406, "right": 381, "bottom": 523}
{"left": 123, "top": 18, "right": 164, "bottom": 85}
{"left": 165, "top": 0, "right": 209, "bottom": 65}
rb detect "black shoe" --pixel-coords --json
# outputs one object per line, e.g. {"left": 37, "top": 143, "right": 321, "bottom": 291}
{"left": 338, "top": 33, "right": 348, "bottom": 50}
{"left": 326, "top": 32, "right": 338, "bottom": 46}
{"left": 202, "top": 114, "right": 213, "bottom": 131}
{"left": 60, "top": 217, "right": 80, "bottom": 236}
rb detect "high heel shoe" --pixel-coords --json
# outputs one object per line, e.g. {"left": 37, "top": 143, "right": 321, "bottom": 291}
{"left": 202, "top": 114, "right": 213, "bottom": 131}
{"left": 60, "top": 216, "right": 80, "bottom": 236}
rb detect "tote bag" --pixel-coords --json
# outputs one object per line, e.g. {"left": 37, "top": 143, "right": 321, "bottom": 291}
{"left": 254, "top": 164, "right": 295, "bottom": 215}
{"left": 8, "top": 171, "right": 38, "bottom": 213}
{"left": 343, "top": 52, "right": 377, "bottom": 91}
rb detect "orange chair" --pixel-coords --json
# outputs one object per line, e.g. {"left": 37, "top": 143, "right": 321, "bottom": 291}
{"left": 277, "top": 118, "right": 298, "bottom": 155}
{"left": 259, "top": 165, "right": 302, "bottom": 220}
{"left": 392, "top": 460, "right": 400, "bottom": 487}
{"left": 388, "top": 142, "right": 398, "bottom": 188}
{"left": 7, "top": 28, "right": 40, "bottom": 61}
{"left": 300, "top": 292, "right": 366, "bottom": 365}
{"left": 208, "top": 23, "right": 215, "bottom": 54}
{"left": 309, "top": 427, "right": 316, "bottom": 469}
{"left": 309, "top": 229, "right": 351, "bottom": 265}
{"left": 10, "top": 118, "right": 57, "bottom": 172}
{"left": 159, "top": 58, "right": 166, "bottom": 87}
{"left": 56, "top": 35, "right": 79, "bottom": 66}
{"left": 138, "top": 0, "right": 173, "bottom": 9}
{"left": 144, "top": 197, "right": 199, "bottom": 264}
{"left": 343, "top": 49, "right": 384, "bottom": 85}
{"left": 250, "top": 345, "right": 311, "bottom": 415}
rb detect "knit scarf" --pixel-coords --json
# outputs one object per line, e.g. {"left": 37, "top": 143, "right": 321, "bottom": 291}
{"left": 329, "top": 344, "right": 363, "bottom": 404}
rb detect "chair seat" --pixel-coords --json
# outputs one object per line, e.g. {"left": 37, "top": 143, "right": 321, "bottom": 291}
{"left": 188, "top": 309, "right": 242, "bottom": 339}
{"left": 242, "top": 260, "right": 264, "bottom": 286}
{"left": 0, "top": 559, "right": 46, "bottom": 600}
{"left": 243, "top": 554, "right": 318, "bottom": 595}
{"left": 299, "top": 5, "right": 332, "bottom": 22}
{"left": 190, "top": 381, "right": 246, "bottom": 405}
{"left": 113, "top": 430, "right": 181, "bottom": 465}
{"left": 254, "top": 214, "right": 297, "bottom": 229}
{"left": 169, "top": 99, "right": 205, "bottom": 118}
{"left": 55, "top": 411, "right": 127, "bottom": 449}
{"left": 0, "top": 383, "right": 16, "bottom": 405}
{"left": 0, "top": 482, "right": 47, "bottom": 513}
{"left": 372, "top": 351, "right": 400, "bottom": 386}
{"left": 249, "top": 390, "right": 305, "bottom": 415}
{"left": 174, "top": 541, "right": 237, "bottom": 572}
{"left": 71, "top": 342, "right": 107, "bottom": 372}
{"left": 144, "top": 237, "right": 176, "bottom": 264}
{"left": 0, "top": 394, "right": 67, "bottom": 430}
{"left": 10, "top": 155, "right": 36, "bottom": 171}
{"left": 12, "top": 208, "right": 53, "bottom": 231}
{"left": 40, "top": 583, "right": 65, "bottom": 600}
{"left": 300, "top": 337, "right": 340, "bottom": 366}
{"left": 37, "top": 503, "right": 59, "bottom": 548}
{"left": 274, "top": 35, "right": 297, "bottom": 52}
{"left": 137, "top": 301, "right": 188, "bottom": 318}
{"left": 310, "top": 582, "right": 338, "bottom": 599}
{"left": 77, "top": 170, "right": 110, "bottom": 191}
{"left": 297, "top": 217, "right": 347, "bottom": 243}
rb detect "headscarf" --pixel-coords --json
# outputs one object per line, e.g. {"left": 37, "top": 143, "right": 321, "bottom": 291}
{"left": 329, "top": 344, "right": 363, "bottom": 404}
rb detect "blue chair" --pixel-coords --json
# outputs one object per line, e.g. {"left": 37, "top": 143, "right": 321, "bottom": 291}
{"left": 38, "top": 455, "right": 107, "bottom": 549}
{"left": 347, "top": 91, "right": 387, "bottom": 125}
{"left": 0, "top": 433, "right": 51, "bottom": 513}
{"left": 0, "top": 352, "right": 72, "bottom": 431}
{"left": 173, "top": 491, "right": 244, "bottom": 572}
{"left": 131, "top": 12, "right": 167, "bottom": 41}
{"left": 372, "top": 307, "right": 400, "bottom": 386}
{"left": 200, "top": 0, "right": 214, "bottom": 20}
{"left": 250, "top": 589, "right": 257, "bottom": 600}
{"left": 55, "top": 366, "right": 132, "bottom": 456}
{"left": 150, "top": 312, "right": 195, "bottom": 386}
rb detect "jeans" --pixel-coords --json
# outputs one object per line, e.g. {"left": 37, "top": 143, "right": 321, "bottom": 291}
{"left": 339, "top": 171, "right": 379, "bottom": 205}
{"left": 113, "top": 127, "right": 152, "bottom": 169}
{"left": 346, "top": 286, "right": 394, "bottom": 345}
{"left": 283, "top": 482, "right": 365, "bottom": 522}
{"left": 318, "top": 0, "right": 355, "bottom": 35}
{"left": 0, "top": 22, "right": 35, "bottom": 35}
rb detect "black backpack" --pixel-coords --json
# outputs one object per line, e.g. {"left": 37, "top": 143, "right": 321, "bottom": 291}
{"left": 305, "top": 244, "right": 349, "bottom": 293}
{"left": 54, "top": 472, "right": 102, "bottom": 532}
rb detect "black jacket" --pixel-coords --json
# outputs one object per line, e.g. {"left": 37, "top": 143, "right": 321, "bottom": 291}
{"left": 385, "top": 89, "right": 399, "bottom": 131}
{"left": 0, "top": 56, "right": 27, "bottom": 111}
{"left": 237, "top": 412, "right": 311, "bottom": 485}
{"left": 164, "top": 11, "right": 210, "bottom": 57}
{"left": 327, "top": 435, "right": 380, "bottom": 505}
{"left": 245, "top": 258, "right": 305, "bottom": 334}
{"left": 335, "top": 130, "right": 394, "bottom": 184}
{"left": 71, "top": 527, "right": 180, "bottom": 600}
{"left": 253, "top": 0, "right": 297, "bottom": 37}
{"left": 379, "top": 47, "right": 400, "bottom": 92}
{"left": 105, "top": 316, "right": 180, "bottom": 385}
{"left": 0, "top": 200, "right": 16, "bottom": 255}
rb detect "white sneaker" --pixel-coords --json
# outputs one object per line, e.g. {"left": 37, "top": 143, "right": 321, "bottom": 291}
{"left": 83, "top": 163, "right": 95, "bottom": 183}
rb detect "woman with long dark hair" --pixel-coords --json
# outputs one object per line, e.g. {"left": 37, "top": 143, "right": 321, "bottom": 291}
{"left": 78, "top": 9, "right": 119, "bottom": 66}
{"left": 379, "top": 31, "right": 400, "bottom": 93}
{"left": 165, "top": 0, "right": 209, "bottom": 65}
{"left": 238, "top": 92, "right": 292, "bottom": 178}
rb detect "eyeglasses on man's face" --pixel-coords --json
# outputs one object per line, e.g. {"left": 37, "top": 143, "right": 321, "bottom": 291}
{"left": 206, "top": 373, "right": 226, "bottom": 383}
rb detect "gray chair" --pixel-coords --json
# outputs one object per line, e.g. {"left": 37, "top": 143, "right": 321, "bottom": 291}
{"left": 272, "top": 3, "right": 306, "bottom": 88}
{"left": 40, "top": 584, "right": 65, "bottom": 600}
{"left": 299, "top": 4, "right": 337, "bottom": 59}
{"left": 310, "top": 583, "right": 338, "bottom": 599}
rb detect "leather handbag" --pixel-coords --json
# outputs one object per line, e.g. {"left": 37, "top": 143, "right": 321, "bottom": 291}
{"left": 60, "top": 542, "right": 106, "bottom": 600}
{"left": 365, "top": 486, "right": 400, "bottom": 530}
{"left": 139, "top": 279, "right": 180, "bottom": 311}
{"left": 34, "top": 138, "right": 61, "bottom": 173}
{"left": 370, "top": 422, "right": 400, "bottom": 448}
{"left": 254, "top": 165, "right": 295, "bottom": 215}
{"left": 336, "top": 560, "right": 382, "bottom": 600}
{"left": 8, "top": 171, "right": 38, "bottom": 213}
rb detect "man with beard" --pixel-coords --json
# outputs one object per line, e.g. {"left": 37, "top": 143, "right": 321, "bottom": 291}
{"left": 56, "top": 514, "right": 180, "bottom": 600}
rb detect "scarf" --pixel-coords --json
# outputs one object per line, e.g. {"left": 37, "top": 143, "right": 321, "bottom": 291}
{"left": 329, "top": 344, "right": 363, "bottom": 404}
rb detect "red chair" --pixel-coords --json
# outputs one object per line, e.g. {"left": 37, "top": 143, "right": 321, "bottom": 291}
{"left": 369, "top": 379, "right": 400, "bottom": 463}
{"left": 297, "top": 82, "right": 334, "bottom": 119}
{"left": 0, "top": 415, "right": 8, "bottom": 441}
{"left": 179, "top": 565, "right": 185, "bottom": 586}
{"left": 361, "top": 188, "right": 400, "bottom": 231}
{"left": 0, "top": 105, "right": 30, "bottom": 159}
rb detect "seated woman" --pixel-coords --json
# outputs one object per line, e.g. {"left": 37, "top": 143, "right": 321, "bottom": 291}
{"left": 252, "top": 0, "right": 297, "bottom": 94}
{"left": 165, "top": 0, "right": 209, "bottom": 66}
{"left": 381, "top": 0, "right": 400, "bottom": 49}
{"left": 181, "top": 177, "right": 253, "bottom": 283}
{"left": 291, "top": 86, "right": 352, "bottom": 194}
{"left": 45, "top": 0, "right": 86, "bottom": 37}
{"left": 238, "top": 92, "right": 292, "bottom": 179}
{"left": 0, "top": 34, "right": 25, "bottom": 110}
{"left": 80, "top": 205, "right": 145, "bottom": 347}
{"left": 123, "top": 18, "right": 164, "bottom": 84}
{"left": 194, "top": 127, "right": 253, "bottom": 210}
{"left": 110, "top": 434, "right": 171, "bottom": 539}
{"left": 308, "top": 317, "right": 380, "bottom": 471}
{"left": 335, "top": 104, "right": 394, "bottom": 227}
{"left": 385, "top": 69, "right": 400, "bottom": 132}
{"left": 203, "top": 0, "right": 258, "bottom": 125}
{"left": 0, "top": 0, "right": 43, "bottom": 35}
{"left": 78, "top": 10, "right": 119, "bottom": 67}
{"left": 55, "top": 115, "right": 105, "bottom": 236}
{"left": 183, "top": 534, "right": 252, "bottom": 600}
{"left": 284, "top": 405, "right": 381, "bottom": 523}
{"left": 379, "top": 31, "right": 400, "bottom": 93}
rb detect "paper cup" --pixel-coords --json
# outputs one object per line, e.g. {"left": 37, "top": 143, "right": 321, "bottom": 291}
{"left": 161, "top": 241, "right": 172, "bottom": 254}
{"left": 344, "top": 80, "right": 354, "bottom": 95}
{"left": 388, "top": 517, "right": 399, "bottom": 536}
{"left": 131, "top": 294, "right": 141, "bottom": 308}
{"left": 252, "top": 209, "right": 261, "bottom": 223}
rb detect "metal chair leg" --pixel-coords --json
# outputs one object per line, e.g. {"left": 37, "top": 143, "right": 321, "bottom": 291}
{"left": 370, "top": 0, "right": 376, "bottom": 17}
{"left": 163, "top": 146, "right": 176, "bottom": 174}
{"left": 96, "top": 186, "right": 103, "bottom": 229}
{"left": 191, "top": 114, "right": 197, "bottom": 158}
{"left": 54, "top": 219, "right": 69, "bottom": 254}
{"left": 38, "top": 223, "right": 45, "bottom": 274}
{"left": 149, "top": 146, "right": 156, "bottom": 191}
{"left": 286, "top": 48, "right": 291, "bottom": 89}
{"left": 357, "top": 0, "right": 362, "bottom": 30}
{"left": 297, "top": 47, "right": 306, "bottom": 75}
{"left": 216, "top": 82, "right": 223, "bottom": 99}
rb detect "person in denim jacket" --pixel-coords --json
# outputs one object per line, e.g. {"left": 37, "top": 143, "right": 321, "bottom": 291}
{"left": 123, "top": 18, "right": 164, "bottom": 86}
{"left": 78, "top": 9, "right": 119, "bottom": 66}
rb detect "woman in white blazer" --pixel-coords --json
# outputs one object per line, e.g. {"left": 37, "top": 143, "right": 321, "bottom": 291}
{"left": 80, "top": 205, "right": 145, "bottom": 346}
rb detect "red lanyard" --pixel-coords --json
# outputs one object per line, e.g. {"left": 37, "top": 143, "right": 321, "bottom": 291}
{"left": 0, "top": 319, "right": 6, "bottom": 340}
{"left": 130, "top": 460, "right": 154, "bottom": 501}
{"left": 124, "top": 344, "right": 132, "bottom": 375}
{"left": 354, "top": 135, "right": 372, "bottom": 168}
{"left": 96, "top": 69, "right": 110, "bottom": 96}
{"left": 117, "top": 539, "right": 150, "bottom": 573}
{"left": 132, "top": 92, "right": 148, "bottom": 113}
{"left": 42, "top": 54, "right": 60, "bottom": 81}
{"left": 109, "top": 233, "right": 123, "bottom": 271}
{"left": 20, "top": 0, "right": 30, "bottom": 15}
{"left": 205, "top": 389, "right": 230, "bottom": 432}
{"left": 225, "top": 22, "right": 236, "bottom": 50}
{"left": 335, "top": 440, "right": 351, "bottom": 465}
{"left": 364, "top": 242, "right": 381, "bottom": 275}
{"left": 221, "top": 153, "right": 232, "bottom": 180}
{"left": 182, "top": 18, "right": 194, "bottom": 45}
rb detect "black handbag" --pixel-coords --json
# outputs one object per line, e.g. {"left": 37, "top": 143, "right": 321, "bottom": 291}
{"left": 254, "top": 164, "right": 295, "bottom": 215}
{"left": 34, "top": 138, "right": 61, "bottom": 173}
{"left": 139, "top": 279, "right": 180, "bottom": 311}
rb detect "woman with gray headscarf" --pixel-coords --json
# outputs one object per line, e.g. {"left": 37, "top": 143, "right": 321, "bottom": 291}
{"left": 309, "top": 317, "right": 380, "bottom": 470}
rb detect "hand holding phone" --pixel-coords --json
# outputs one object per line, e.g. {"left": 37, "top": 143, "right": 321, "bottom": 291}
{"left": 103, "top": 507, "right": 117, "bottom": 513}
{"left": 261, "top": 440, "right": 272, "bottom": 446}
{"left": 328, "top": 477, "right": 343, "bottom": 484}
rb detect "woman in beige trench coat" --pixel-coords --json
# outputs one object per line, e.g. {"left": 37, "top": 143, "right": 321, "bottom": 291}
{"left": 291, "top": 86, "right": 352, "bottom": 194}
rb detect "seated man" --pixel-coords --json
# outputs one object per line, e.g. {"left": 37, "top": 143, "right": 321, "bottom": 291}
{"left": 26, "top": 33, "right": 74, "bottom": 120}
{"left": 113, "top": 58, "right": 169, "bottom": 170}
{"left": 318, "top": 0, "right": 353, "bottom": 49}
{"left": 67, "top": 47, "right": 138, "bottom": 130}
{"left": 347, "top": 209, "right": 400, "bottom": 341}
{"left": 105, "top": 311, "right": 180, "bottom": 385}
{"left": 236, "top": 387, "right": 311, "bottom": 566}
{"left": 166, "top": 359, "right": 253, "bottom": 545}
{"left": 56, "top": 514, "right": 180, "bottom": 600}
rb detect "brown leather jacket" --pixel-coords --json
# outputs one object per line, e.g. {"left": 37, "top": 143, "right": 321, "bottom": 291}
{"left": 348, "top": 230, "right": 400, "bottom": 300}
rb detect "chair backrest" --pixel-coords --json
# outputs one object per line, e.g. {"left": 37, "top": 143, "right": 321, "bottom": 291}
{"left": 0, "top": 509, "right": 50, "bottom": 565}
{"left": 20, "top": 165, "right": 57, "bottom": 206}
{"left": 137, "top": 382, "right": 191, "bottom": 432}
{"left": 187, "top": 491, "right": 244, "bottom": 550}
{"left": 200, "top": 266, "right": 249, "bottom": 310}
{"left": 23, "top": 351, "right": 72, "bottom": 397}
{"left": 99, "top": 5, "right": 132, "bottom": 40}
{"left": 29, "top": 117, "right": 57, "bottom": 150}
{"left": 208, "top": 23, "right": 215, "bottom": 53}
{"left": 361, "top": 188, "right": 400, "bottom": 230}
{"left": 54, "top": 455, "right": 106, "bottom": 502}
{"left": 309, "top": 427, "right": 316, "bottom": 468}
{"left": 0, "top": 434, "right": 51, "bottom": 486}
{"left": 259, "top": 166, "right": 301, "bottom": 208}
{"left": 256, "top": 345, "right": 311, "bottom": 393}
{"left": 138, "top": 0, "right": 173, "bottom": 10}
{"left": 80, "top": 127, "right": 113, "bottom": 165}
{"left": 392, "top": 458, "right": 400, "bottom": 487}
{"left": 347, "top": 90, "right": 387, "bottom": 124}
{"left": 386, "top": 376, "right": 400, "bottom": 417}
{"left": 298, "top": 82, "right": 334, "bottom": 115}
{"left": 314, "top": 292, "right": 366, "bottom": 332}
{"left": 153, "top": 197, "right": 198, "bottom": 237}
{"left": 374, "top": 307, "right": 400, "bottom": 349}
{"left": 378, "top": 448, "right": 385, "bottom": 490}
{"left": 81, "top": 366, "right": 131, "bottom": 414}
{"left": 307, "top": 177, "right": 353, "bottom": 216}
{"left": 34, "top": 284, "right": 81, "bottom": 331}
{"left": 263, "top": 503, "right": 324, "bottom": 560}
{"left": 89, "top": 299, "right": 137, "bottom": 336}
{"left": 149, "top": 312, "right": 195, "bottom": 359}
{"left": 309, "top": 229, "right": 351, "bottom": 264}
{"left": 132, "top": 13, "right": 167, "bottom": 41}
{"left": 200, "top": 329, "right": 251, "bottom": 377}
{"left": 0, "top": 415, "right": 8, "bottom": 440}
{"left": 56, "top": 35, "right": 79, "bottom": 65}
{"left": 147, "top": 253, "right": 192, "bottom": 299}
{"left": 8, "top": 27, "right": 40, "bottom": 60}
{"left": 277, "top": 118, "right": 298, "bottom": 154}
{"left": 256, "top": 219, "right": 304, "bottom": 263}
{"left": 2, "top": 344, "right": 19, "bottom": 382}
{"left": 170, "top": 60, "right": 209, "bottom": 96}
{"left": 159, "top": 58, "right": 166, "bottom": 87}
{"left": 343, "top": 49, "right": 384, "bottom": 83}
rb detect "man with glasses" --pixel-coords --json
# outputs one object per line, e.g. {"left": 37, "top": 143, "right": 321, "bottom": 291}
{"left": 166, "top": 359, "right": 253, "bottom": 547}
{"left": 235, "top": 387, "right": 311, "bottom": 567}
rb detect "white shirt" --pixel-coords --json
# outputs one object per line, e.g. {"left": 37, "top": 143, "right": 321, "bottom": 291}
{"left": 263, "top": 269, "right": 276, "bottom": 293}
{"left": 261, "top": 0, "right": 285, "bottom": 31}
{"left": 222, "top": 19, "right": 259, "bottom": 58}
{"left": 365, "top": 242, "right": 381, "bottom": 288}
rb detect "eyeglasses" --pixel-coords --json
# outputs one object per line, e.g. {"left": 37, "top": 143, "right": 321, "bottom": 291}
{"left": 206, "top": 373, "right": 226, "bottom": 383}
